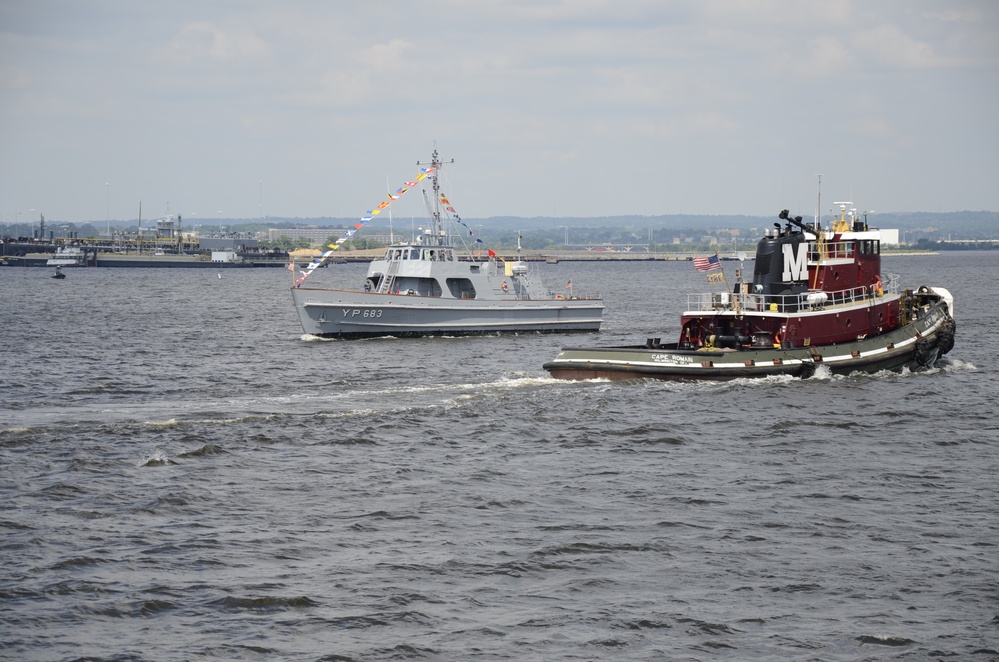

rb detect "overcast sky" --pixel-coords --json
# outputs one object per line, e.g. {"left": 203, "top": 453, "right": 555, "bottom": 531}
{"left": 2, "top": 1, "right": 997, "bottom": 226}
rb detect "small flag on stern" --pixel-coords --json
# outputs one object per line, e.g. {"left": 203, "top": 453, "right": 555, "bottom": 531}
{"left": 565, "top": 279, "right": 573, "bottom": 289}
{"left": 693, "top": 255, "right": 721, "bottom": 272}
{"left": 707, "top": 272, "right": 725, "bottom": 284}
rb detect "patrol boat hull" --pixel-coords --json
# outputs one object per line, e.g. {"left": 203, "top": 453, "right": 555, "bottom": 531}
{"left": 292, "top": 288, "right": 603, "bottom": 339}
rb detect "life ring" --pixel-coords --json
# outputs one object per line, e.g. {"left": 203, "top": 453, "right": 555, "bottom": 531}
{"left": 874, "top": 276, "right": 884, "bottom": 297}
{"left": 773, "top": 328, "right": 783, "bottom": 348}
{"left": 501, "top": 282, "right": 509, "bottom": 292}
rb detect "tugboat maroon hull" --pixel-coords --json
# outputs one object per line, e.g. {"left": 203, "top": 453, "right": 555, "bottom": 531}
{"left": 544, "top": 294, "right": 954, "bottom": 381}
{"left": 544, "top": 204, "right": 956, "bottom": 382}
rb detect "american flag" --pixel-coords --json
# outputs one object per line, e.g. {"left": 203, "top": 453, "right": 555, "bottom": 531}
{"left": 693, "top": 255, "right": 721, "bottom": 272}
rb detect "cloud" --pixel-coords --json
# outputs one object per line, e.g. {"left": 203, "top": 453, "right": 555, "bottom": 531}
{"left": 853, "top": 25, "right": 942, "bottom": 69}
{"left": 0, "top": 62, "right": 30, "bottom": 89}
{"left": 356, "top": 39, "right": 414, "bottom": 69}
{"left": 1, "top": 0, "right": 997, "bottom": 221}
{"left": 158, "top": 21, "right": 271, "bottom": 65}
{"left": 849, "top": 115, "right": 892, "bottom": 138}
{"left": 773, "top": 34, "right": 855, "bottom": 78}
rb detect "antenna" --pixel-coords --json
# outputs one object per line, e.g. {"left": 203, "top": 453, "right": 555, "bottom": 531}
{"left": 814, "top": 174, "right": 822, "bottom": 228}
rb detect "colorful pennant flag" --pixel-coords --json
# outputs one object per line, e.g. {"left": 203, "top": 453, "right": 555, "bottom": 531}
{"left": 293, "top": 162, "right": 496, "bottom": 287}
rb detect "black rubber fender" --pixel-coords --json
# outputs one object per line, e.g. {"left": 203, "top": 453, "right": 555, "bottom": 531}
{"left": 936, "top": 317, "right": 956, "bottom": 356}
{"left": 914, "top": 337, "right": 938, "bottom": 368}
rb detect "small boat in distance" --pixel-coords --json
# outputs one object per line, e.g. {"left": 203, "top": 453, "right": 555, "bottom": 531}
{"left": 51, "top": 266, "right": 66, "bottom": 279}
{"left": 544, "top": 204, "right": 956, "bottom": 381}
{"left": 46, "top": 246, "right": 87, "bottom": 267}
{"left": 291, "top": 149, "right": 604, "bottom": 339}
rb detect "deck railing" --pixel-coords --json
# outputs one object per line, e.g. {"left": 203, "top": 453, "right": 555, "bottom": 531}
{"left": 686, "top": 273, "right": 899, "bottom": 313}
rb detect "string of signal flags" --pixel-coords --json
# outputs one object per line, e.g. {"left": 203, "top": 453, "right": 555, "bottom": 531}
{"left": 293, "top": 164, "right": 488, "bottom": 286}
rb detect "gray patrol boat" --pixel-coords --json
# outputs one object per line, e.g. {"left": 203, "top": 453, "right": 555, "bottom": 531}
{"left": 291, "top": 150, "right": 604, "bottom": 339}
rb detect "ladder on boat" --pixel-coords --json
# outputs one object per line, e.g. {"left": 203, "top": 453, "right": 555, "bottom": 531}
{"left": 378, "top": 261, "right": 401, "bottom": 293}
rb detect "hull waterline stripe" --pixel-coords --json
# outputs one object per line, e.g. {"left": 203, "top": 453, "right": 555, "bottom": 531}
{"left": 548, "top": 315, "right": 946, "bottom": 372}
{"left": 330, "top": 318, "right": 604, "bottom": 330}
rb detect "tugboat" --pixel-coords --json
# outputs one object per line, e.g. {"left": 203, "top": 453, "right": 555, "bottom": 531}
{"left": 291, "top": 149, "right": 604, "bottom": 339}
{"left": 544, "top": 204, "right": 956, "bottom": 381}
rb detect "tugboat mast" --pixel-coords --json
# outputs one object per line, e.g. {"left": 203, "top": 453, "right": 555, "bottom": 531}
{"left": 814, "top": 173, "right": 822, "bottom": 230}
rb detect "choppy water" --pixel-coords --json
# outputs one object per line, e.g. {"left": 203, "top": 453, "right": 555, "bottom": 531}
{"left": 1, "top": 253, "right": 996, "bottom": 661}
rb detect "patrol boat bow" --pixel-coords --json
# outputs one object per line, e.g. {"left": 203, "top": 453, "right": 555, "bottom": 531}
{"left": 291, "top": 150, "right": 604, "bottom": 339}
{"left": 544, "top": 204, "right": 955, "bottom": 381}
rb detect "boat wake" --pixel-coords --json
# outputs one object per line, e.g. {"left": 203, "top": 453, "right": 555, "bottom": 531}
{"left": 2, "top": 375, "right": 563, "bottom": 435}
{"left": 936, "top": 357, "right": 976, "bottom": 372}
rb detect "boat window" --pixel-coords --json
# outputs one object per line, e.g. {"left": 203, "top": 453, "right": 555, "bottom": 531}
{"left": 857, "top": 240, "right": 879, "bottom": 256}
{"left": 446, "top": 278, "right": 476, "bottom": 299}
{"left": 393, "top": 277, "right": 442, "bottom": 297}
{"left": 410, "top": 250, "right": 419, "bottom": 260}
